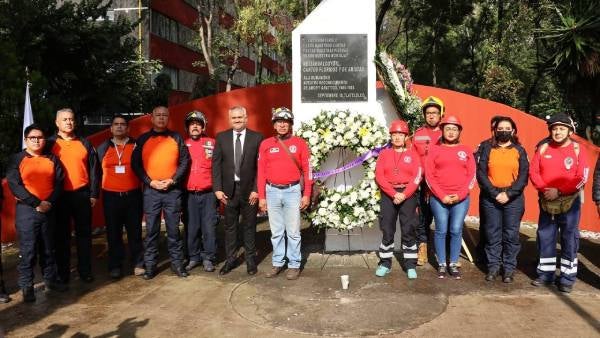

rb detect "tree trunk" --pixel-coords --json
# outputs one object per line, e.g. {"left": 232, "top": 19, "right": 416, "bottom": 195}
{"left": 226, "top": 51, "right": 240, "bottom": 92}
{"left": 196, "top": 3, "right": 215, "bottom": 77}
{"left": 376, "top": 0, "right": 393, "bottom": 44}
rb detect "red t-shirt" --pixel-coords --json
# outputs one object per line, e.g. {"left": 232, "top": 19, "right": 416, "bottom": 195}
{"left": 529, "top": 141, "right": 589, "bottom": 195}
{"left": 185, "top": 136, "right": 215, "bottom": 191}
{"left": 412, "top": 126, "right": 442, "bottom": 160}
{"left": 375, "top": 147, "right": 422, "bottom": 199}
{"left": 257, "top": 136, "right": 312, "bottom": 199}
{"left": 425, "top": 143, "right": 476, "bottom": 201}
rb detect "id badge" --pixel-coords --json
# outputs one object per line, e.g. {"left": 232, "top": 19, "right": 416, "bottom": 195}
{"left": 115, "top": 165, "right": 126, "bottom": 174}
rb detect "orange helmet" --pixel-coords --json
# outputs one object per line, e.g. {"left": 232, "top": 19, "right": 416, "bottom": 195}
{"left": 439, "top": 115, "right": 462, "bottom": 129}
{"left": 389, "top": 119, "right": 410, "bottom": 134}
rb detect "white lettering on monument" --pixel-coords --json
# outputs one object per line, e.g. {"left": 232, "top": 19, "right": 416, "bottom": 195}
{"left": 300, "top": 34, "right": 368, "bottom": 102}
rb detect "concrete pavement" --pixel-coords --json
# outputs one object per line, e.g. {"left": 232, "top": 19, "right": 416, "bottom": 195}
{"left": 0, "top": 221, "right": 598, "bottom": 337}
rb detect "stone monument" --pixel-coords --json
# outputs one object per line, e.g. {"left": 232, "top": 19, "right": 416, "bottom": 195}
{"left": 292, "top": 0, "right": 401, "bottom": 251}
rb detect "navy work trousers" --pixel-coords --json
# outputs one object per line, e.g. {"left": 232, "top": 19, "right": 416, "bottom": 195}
{"left": 378, "top": 191, "right": 419, "bottom": 270}
{"left": 143, "top": 187, "right": 184, "bottom": 269}
{"left": 186, "top": 191, "right": 218, "bottom": 262}
{"left": 481, "top": 194, "right": 524, "bottom": 273}
{"left": 416, "top": 183, "right": 433, "bottom": 244}
{"left": 103, "top": 189, "right": 144, "bottom": 271}
{"left": 15, "top": 203, "right": 58, "bottom": 288}
{"left": 55, "top": 188, "right": 93, "bottom": 283}
{"left": 536, "top": 197, "right": 581, "bottom": 286}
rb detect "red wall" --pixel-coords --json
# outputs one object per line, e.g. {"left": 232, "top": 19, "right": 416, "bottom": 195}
{"left": 1, "top": 83, "right": 598, "bottom": 243}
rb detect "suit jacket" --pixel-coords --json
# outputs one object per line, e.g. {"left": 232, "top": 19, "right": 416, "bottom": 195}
{"left": 212, "top": 128, "right": 263, "bottom": 198}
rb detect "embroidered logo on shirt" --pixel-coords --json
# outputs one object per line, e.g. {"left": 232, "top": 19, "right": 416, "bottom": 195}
{"left": 564, "top": 157, "right": 574, "bottom": 170}
{"left": 270, "top": 147, "right": 280, "bottom": 153}
{"left": 403, "top": 156, "right": 412, "bottom": 163}
{"left": 457, "top": 151, "right": 467, "bottom": 160}
{"left": 289, "top": 145, "right": 297, "bottom": 153}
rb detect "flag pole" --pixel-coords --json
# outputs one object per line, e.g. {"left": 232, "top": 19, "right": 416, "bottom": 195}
{"left": 22, "top": 67, "right": 34, "bottom": 149}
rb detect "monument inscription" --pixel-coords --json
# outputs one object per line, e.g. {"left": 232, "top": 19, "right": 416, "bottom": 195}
{"left": 300, "top": 34, "right": 368, "bottom": 102}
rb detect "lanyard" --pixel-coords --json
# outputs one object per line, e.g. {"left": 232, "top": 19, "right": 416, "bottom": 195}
{"left": 112, "top": 138, "right": 129, "bottom": 166}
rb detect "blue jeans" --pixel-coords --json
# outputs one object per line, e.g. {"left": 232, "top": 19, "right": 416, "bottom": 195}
{"left": 266, "top": 184, "right": 302, "bottom": 269}
{"left": 430, "top": 196, "right": 470, "bottom": 265}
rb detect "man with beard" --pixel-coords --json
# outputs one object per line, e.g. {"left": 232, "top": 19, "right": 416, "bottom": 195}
{"left": 183, "top": 111, "right": 218, "bottom": 273}
{"left": 257, "top": 107, "right": 312, "bottom": 280}
{"left": 529, "top": 113, "right": 589, "bottom": 293}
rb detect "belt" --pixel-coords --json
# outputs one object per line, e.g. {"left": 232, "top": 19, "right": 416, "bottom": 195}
{"left": 103, "top": 189, "right": 140, "bottom": 197}
{"left": 267, "top": 181, "right": 300, "bottom": 189}
{"left": 188, "top": 189, "right": 212, "bottom": 194}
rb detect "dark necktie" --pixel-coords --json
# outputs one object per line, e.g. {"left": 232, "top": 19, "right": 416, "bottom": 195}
{"left": 234, "top": 132, "right": 242, "bottom": 177}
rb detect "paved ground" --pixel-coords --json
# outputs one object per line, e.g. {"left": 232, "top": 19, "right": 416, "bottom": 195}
{"left": 0, "top": 220, "right": 599, "bottom": 337}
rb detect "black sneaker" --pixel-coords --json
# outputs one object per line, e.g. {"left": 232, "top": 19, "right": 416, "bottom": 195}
{"left": 0, "top": 282, "right": 12, "bottom": 303}
{"left": 448, "top": 264, "right": 461, "bottom": 279}
{"left": 437, "top": 265, "right": 447, "bottom": 279}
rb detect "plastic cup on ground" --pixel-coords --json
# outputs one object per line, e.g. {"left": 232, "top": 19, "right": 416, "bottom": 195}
{"left": 340, "top": 275, "right": 349, "bottom": 289}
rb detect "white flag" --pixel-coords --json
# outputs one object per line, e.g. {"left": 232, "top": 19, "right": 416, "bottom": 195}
{"left": 22, "top": 81, "right": 34, "bottom": 149}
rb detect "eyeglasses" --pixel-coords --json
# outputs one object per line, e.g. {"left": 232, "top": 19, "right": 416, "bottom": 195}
{"left": 26, "top": 136, "right": 45, "bottom": 141}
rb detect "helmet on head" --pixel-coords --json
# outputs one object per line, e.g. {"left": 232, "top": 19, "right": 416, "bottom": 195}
{"left": 272, "top": 107, "right": 294, "bottom": 123}
{"left": 389, "top": 119, "right": 410, "bottom": 134}
{"left": 547, "top": 113, "right": 575, "bottom": 131}
{"left": 440, "top": 115, "right": 462, "bottom": 129}
{"left": 421, "top": 96, "right": 445, "bottom": 116}
{"left": 185, "top": 110, "right": 207, "bottom": 128}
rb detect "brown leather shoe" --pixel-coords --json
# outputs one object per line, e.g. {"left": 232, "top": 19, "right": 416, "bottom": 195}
{"left": 417, "top": 243, "right": 428, "bottom": 266}
{"left": 265, "top": 266, "right": 283, "bottom": 278}
{"left": 286, "top": 268, "right": 300, "bottom": 280}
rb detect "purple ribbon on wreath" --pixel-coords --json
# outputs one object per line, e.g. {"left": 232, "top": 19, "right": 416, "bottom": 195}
{"left": 312, "top": 144, "right": 390, "bottom": 180}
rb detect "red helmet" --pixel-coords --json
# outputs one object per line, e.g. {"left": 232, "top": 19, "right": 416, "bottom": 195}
{"left": 439, "top": 115, "right": 462, "bottom": 129}
{"left": 389, "top": 119, "right": 410, "bottom": 134}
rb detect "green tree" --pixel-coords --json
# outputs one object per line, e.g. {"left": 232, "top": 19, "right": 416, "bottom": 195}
{"left": 0, "top": 0, "right": 162, "bottom": 169}
{"left": 537, "top": 0, "right": 600, "bottom": 142}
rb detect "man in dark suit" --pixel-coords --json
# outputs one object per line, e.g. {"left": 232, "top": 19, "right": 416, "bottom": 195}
{"left": 212, "top": 106, "right": 263, "bottom": 275}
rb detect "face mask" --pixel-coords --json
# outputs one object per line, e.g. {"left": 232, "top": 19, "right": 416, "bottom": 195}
{"left": 495, "top": 131, "right": 512, "bottom": 143}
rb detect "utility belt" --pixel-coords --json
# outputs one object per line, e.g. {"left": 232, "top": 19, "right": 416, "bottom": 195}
{"left": 540, "top": 193, "right": 579, "bottom": 215}
{"left": 267, "top": 181, "right": 300, "bottom": 189}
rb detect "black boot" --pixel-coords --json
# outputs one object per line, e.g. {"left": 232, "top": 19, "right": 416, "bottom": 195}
{"left": 22, "top": 286, "right": 35, "bottom": 303}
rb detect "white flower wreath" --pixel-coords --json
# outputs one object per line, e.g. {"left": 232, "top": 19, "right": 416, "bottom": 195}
{"left": 297, "top": 110, "right": 389, "bottom": 230}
